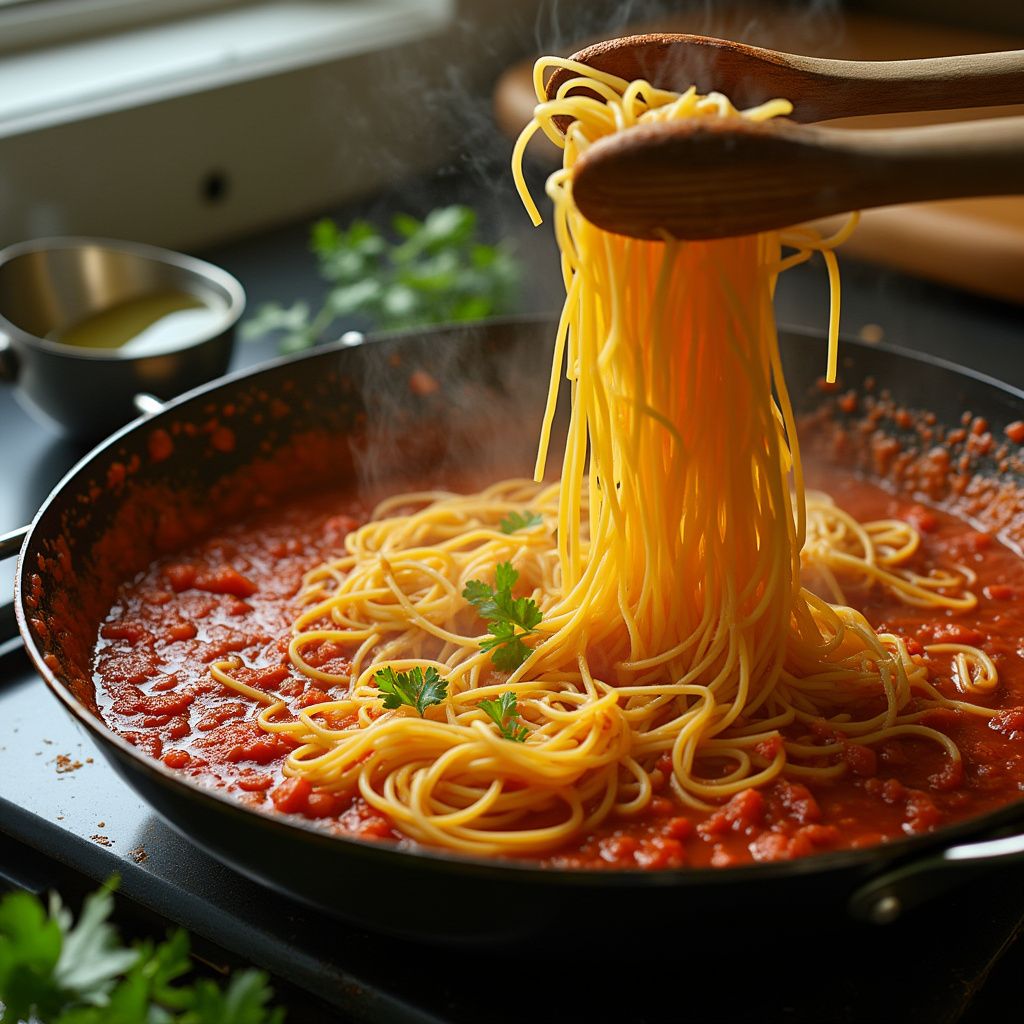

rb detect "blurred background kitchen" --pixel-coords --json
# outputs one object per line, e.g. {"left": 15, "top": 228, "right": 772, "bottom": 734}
{"left": 2, "top": 0, "right": 1022, "bottom": 409}
{"left": 2, "top": 0, "right": 1023, "bottom": 683}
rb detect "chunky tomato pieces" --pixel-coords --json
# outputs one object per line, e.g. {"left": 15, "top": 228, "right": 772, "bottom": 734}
{"left": 93, "top": 479, "right": 1024, "bottom": 869}
{"left": 166, "top": 563, "right": 258, "bottom": 598}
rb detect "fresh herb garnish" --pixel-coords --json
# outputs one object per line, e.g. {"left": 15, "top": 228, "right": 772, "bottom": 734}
{"left": 479, "top": 691, "right": 529, "bottom": 742}
{"left": 374, "top": 666, "right": 449, "bottom": 716}
{"left": 0, "top": 883, "right": 284, "bottom": 1023}
{"left": 499, "top": 510, "right": 543, "bottom": 534}
{"left": 463, "top": 562, "right": 543, "bottom": 672}
{"left": 242, "top": 206, "right": 519, "bottom": 353}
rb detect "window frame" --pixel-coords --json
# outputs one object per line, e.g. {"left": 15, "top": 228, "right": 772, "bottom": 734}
{"left": 0, "top": 0, "right": 245, "bottom": 55}
{"left": 0, "top": 0, "right": 461, "bottom": 251}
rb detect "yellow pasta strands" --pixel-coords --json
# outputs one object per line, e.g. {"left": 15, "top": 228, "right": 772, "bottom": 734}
{"left": 214, "top": 60, "right": 995, "bottom": 858}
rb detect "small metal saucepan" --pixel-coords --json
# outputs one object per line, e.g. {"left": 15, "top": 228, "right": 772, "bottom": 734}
{"left": 0, "top": 237, "right": 244, "bottom": 440}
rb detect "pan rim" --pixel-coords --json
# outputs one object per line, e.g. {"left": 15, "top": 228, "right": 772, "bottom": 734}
{"left": 13, "top": 315, "right": 1024, "bottom": 888}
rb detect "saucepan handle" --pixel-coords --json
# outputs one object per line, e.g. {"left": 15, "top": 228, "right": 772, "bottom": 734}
{"left": 0, "top": 331, "right": 16, "bottom": 383}
{"left": 849, "top": 830, "right": 1024, "bottom": 923}
{"left": 132, "top": 392, "right": 167, "bottom": 417}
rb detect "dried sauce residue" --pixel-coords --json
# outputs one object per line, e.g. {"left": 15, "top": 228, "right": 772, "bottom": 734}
{"left": 802, "top": 383, "right": 1024, "bottom": 551}
{"left": 54, "top": 754, "right": 83, "bottom": 774}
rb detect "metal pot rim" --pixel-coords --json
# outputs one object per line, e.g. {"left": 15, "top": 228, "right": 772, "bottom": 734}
{"left": 0, "top": 235, "right": 246, "bottom": 362}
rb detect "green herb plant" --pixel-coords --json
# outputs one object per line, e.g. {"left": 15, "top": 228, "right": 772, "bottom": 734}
{"left": 242, "top": 206, "right": 519, "bottom": 353}
{"left": 0, "top": 884, "right": 283, "bottom": 1023}
{"left": 462, "top": 562, "right": 543, "bottom": 673}
{"left": 478, "top": 692, "right": 529, "bottom": 743}
{"left": 374, "top": 666, "right": 448, "bottom": 716}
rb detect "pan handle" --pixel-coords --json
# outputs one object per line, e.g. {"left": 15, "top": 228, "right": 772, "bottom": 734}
{"left": 0, "top": 395, "right": 166, "bottom": 651}
{"left": 849, "top": 830, "right": 1024, "bottom": 923}
{"left": 1, "top": 398, "right": 168, "bottom": 563}
{"left": 0, "top": 524, "right": 28, "bottom": 560}
{"left": 1, "top": 403, "right": 164, "bottom": 561}
{"left": 1, "top": 392, "right": 170, "bottom": 654}
{"left": 1, "top": 526, "right": 29, "bottom": 655}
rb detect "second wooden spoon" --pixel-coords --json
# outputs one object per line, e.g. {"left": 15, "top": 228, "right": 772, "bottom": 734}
{"left": 571, "top": 115, "right": 1024, "bottom": 240}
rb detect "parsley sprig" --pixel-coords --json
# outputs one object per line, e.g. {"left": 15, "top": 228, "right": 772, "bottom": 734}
{"left": 499, "top": 510, "right": 542, "bottom": 534}
{"left": 463, "top": 563, "right": 543, "bottom": 672}
{"left": 479, "top": 692, "right": 529, "bottom": 742}
{"left": 0, "top": 884, "right": 283, "bottom": 1023}
{"left": 374, "top": 666, "right": 448, "bottom": 716}
{"left": 241, "top": 206, "right": 519, "bottom": 353}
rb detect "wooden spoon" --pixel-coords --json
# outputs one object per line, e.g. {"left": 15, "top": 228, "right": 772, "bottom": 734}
{"left": 544, "top": 34, "right": 1024, "bottom": 239}
{"left": 545, "top": 34, "right": 1024, "bottom": 123}
{"left": 571, "top": 115, "right": 1024, "bottom": 240}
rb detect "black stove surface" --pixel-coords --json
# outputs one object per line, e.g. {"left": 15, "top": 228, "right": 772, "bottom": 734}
{"left": 2, "top": 167, "right": 1024, "bottom": 1023}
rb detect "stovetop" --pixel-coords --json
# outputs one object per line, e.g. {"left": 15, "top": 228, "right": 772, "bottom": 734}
{"left": 3, "top": 167, "right": 1024, "bottom": 1023}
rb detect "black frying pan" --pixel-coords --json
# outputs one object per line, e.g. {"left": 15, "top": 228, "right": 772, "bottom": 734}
{"left": 7, "top": 317, "right": 1024, "bottom": 945}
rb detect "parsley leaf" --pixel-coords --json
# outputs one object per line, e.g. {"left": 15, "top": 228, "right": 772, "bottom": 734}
{"left": 499, "top": 510, "right": 543, "bottom": 534}
{"left": 189, "top": 967, "right": 286, "bottom": 1024}
{"left": 479, "top": 627, "right": 535, "bottom": 674}
{"left": 462, "top": 562, "right": 543, "bottom": 672}
{"left": 375, "top": 666, "right": 449, "bottom": 716}
{"left": 0, "top": 884, "right": 284, "bottom": 1023}
{"left": 0, "top": 889, "right": 65, "bottom": 1024}
{"left": 53, "top": 887, "right": 140, "bottom": 1004}
{"left": 479, "top": 692, "right": 529, "bottom": 742}
{"left": 243, "top": 206, "right": 519, "bottom": 352}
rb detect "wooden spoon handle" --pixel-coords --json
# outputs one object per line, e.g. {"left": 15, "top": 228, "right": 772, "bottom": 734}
{"left": 770, "top": 49, "right": 1024, "bottom": 122}
{"left": 572, "top": 116, "right": 1024, "bottom": 240}
{"left": 548, "top": 35, "right": 1024, "bottom": 122}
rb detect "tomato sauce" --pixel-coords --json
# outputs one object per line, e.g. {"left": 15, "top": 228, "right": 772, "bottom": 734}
{"left": 91, "top": 473, "right": 1024, "bottom": 869}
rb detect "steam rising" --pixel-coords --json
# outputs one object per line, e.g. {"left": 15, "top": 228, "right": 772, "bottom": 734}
{"left": 347, "top": 321, "right": 560, "bottom": 501}
{"left": 340, "top": 0, "right": 846, "bottom": 500}
{"left": 534, "top": 0, "right": 844, "bottom": 65}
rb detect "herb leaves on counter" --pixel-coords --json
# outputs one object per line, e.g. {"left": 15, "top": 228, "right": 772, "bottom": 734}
{"left": 0, "top": 884, "right": 284, "bottom": 1023}
{"left": 242, "top": 206, "right": 519, "bottom": 353}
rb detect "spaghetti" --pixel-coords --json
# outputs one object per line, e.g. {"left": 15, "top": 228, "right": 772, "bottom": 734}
{"left": 214, "top": 59, "right": 996, "bottom": 859}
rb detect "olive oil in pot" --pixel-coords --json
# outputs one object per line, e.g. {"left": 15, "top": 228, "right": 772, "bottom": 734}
{"left": 49, "top": 289, "right": 227, "bottom": 355}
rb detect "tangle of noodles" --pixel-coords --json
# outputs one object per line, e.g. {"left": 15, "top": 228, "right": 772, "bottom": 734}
{"left": 213, "top": 58, "right": 997, "bottom": 859}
